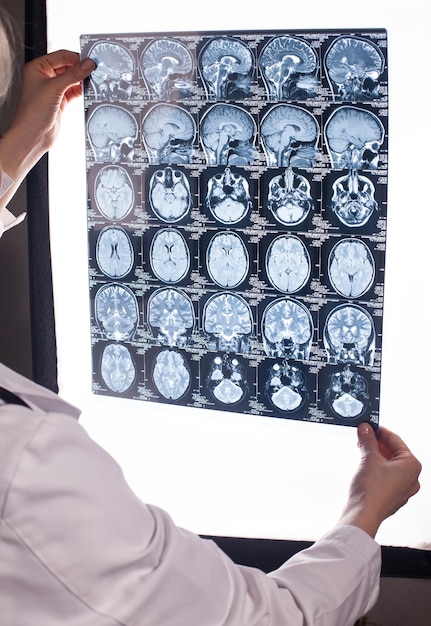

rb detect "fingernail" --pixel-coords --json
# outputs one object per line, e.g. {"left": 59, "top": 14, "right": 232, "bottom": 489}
{"left": 81, "top": 58, "right": 96, "bottom": 71}
{"left": 358, "top": 422, "right": 372, "bottom": 435}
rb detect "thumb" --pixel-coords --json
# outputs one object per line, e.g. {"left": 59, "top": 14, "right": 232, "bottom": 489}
{"left": 53, "top": 58, "right": 96, "bottom": 93}
{"left": 357, "top": 422, "right": 379, "bottom": 457}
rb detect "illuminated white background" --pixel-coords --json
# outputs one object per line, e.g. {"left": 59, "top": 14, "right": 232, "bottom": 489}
{"left": 47, "top": 0, "right": 431, "bottom": 547}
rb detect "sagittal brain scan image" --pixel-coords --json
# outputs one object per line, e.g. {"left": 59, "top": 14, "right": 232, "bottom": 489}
{"left": 260, "top": 104, "right": 319, "bottom": 168}
{"left": 142, "top": 103, "right": 195, "bottom": 164}
{"left": 88, "top": 41, "right": 135, "bottom": 101}
{"left": 141, "top": 38, "right": 194, "bottom": 100}
{"left": 87, "top": 105, "right": 138, "bottom": 163}
{"left": 200, "top": 103, "right": 257, "bottom": 166}
{"left": 199, "top": 36, "right": 254, "bottom": 101}
{"left": 324, "top": 106, "right": 384, "bottom": 170}
{"left": 324, "top": 36, "right": 384, "bottom": 102}
{"left": 83, "top": 28, "right": 387, "bottom": 426}
{"left": 259, "top": 35, "right": 319, "bottom": 101}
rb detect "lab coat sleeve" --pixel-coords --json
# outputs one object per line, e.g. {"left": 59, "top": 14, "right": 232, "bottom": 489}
{"left": 2, "top": 409, "right": 380, "bottom": 626}
{"left": 0, "top": 170, "right": 26, "bottom": 236}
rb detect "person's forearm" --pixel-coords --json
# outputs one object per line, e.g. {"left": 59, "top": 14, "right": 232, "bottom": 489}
{"left": 0, "top": 124, "right": 47, "bottom": 208}
{"left": 337, "top": 500, "right": 381, "bottom": 539}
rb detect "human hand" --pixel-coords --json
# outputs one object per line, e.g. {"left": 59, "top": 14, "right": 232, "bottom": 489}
{"left": 0, "top": 50, "right": 95, "bottom": 203}
{"left": 338, "top": 423, "right": 422, "bottom": 538}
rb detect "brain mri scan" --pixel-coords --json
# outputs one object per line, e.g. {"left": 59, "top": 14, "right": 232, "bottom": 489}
{"left": 199, "top": 36, "right": 254, "bottom": 100}
{"left": 206, "top": 354, "right": 249, "bottom": 405}
{"left": 100, "top": 343, "right": 136, "bottom": 393}
{"left": 149, "top": 228, "right": 190, "bottom": 283}
{"left": 83, "top": 28, "right": 387, "bottom": 426}
{"left": 323, "top": 304, "right": 375, "bottom": 366}
{"left": 324, "top": 36, "right": 384, "bottom": 102}
{"left": 260, "top": 104, "right": 319, "bottom": 168}
{"left": 87, "top": 105, "right": 138, "bottom": 163}
{"left": 88, "top": 41, "right": 135, "bottom": 101}
{"left": 206, "top": 167, "right": 251, "bottom": 224}
{"left": 327, "top": 238, "right": 375, "bottom": 298}
{"left": 95, "top": 283, "right": 139, "bottom": 341}
{"left": 200, "top": 103, "right": 257, "bottom": 166}
{"left": 324, "top": 364, "right": 370, "bottom": 418}
{"left": 94, "top": 166, "right": 134, "bottom": 221}
{"left": 147, "top": 288, "right": 194, "bottom": 347}
{"left": 141, "top": 38, "right": 194, "bottom": 100}
{"left": 266, "top": 234, "right": 311, "bottom": 293}
{"left": 142, "top": 103, "right": 196, "bottom": 164}
{"left": 96, "top": 226, "right": 134, "bottom": 278}
{"left": 259, "top": 35, "right": 319, "bottom": 101}
{"left": 267, "top": 167, "right": 314, "bottom": 226}
{"left": 152, "top": 349, "right": 191, "bottom": 400}
{"left": 206, "top": 231, "right": 249, "bottom": 288}
{"left": 265, "top": 360, "right": 308, "bottom": 413}
{"left": 324, "top": 106, "right": 384, "bottom": 170}
{"left": 203, "top": 293, "right": 253, "bottom": 353}
{"left": 330, "top": 168, "right": 378, "bottom": 227}
{"left": 149, "top": 167, "right": 191, "bottom": 222}
{"left": 262, "top": 297, "right": 313, "bottom": 360}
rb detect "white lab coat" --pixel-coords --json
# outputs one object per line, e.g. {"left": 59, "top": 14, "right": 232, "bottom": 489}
{"left": 0, "top": 363, "right": 380, "bottom": 625}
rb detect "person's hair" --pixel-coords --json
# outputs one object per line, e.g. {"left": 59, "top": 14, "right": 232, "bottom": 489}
{"left": 0, "top": 7, "right": 17, "bottom": 107}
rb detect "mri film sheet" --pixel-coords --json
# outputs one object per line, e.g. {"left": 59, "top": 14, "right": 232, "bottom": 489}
{"left": 82, "top": 28, "right": 388, "bottom": 428}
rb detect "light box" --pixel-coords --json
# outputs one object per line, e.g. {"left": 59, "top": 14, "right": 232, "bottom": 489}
{"left": 46, "top": 0, "right": 431, "bottom": 551}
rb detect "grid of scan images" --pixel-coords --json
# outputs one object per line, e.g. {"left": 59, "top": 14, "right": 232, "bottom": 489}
{"left": 81, "top": 28, "right": 388, "bottom": 427}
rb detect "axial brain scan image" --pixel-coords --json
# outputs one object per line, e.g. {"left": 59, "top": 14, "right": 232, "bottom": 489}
{"left": 152, "top": 349, "right": 191, "bottom": 400}
{"left": 94, "top": 166, "right": 134, "bottom": 221}
{"left": 100, "top": 343, "right": 136, "bottom": 394}
{"left": 96, "top": 226, "right": 134, "bottom": 278}
{"left": 206, "top": 167, "right": 251, "bottom": 224}
{"left": 83, "top": 28, "right": 387, "bottom": 426}
{"left": 265, "top": 234, "right": 311, "bottom": 293}
{"left": 206, "top": 231, "right": 249, "bottom": 288}
{"left": 150, "top": 228, "right": 190, "bottom": 283}
{"left": 149, "top": 167, "right": 191, "bottom": 222}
